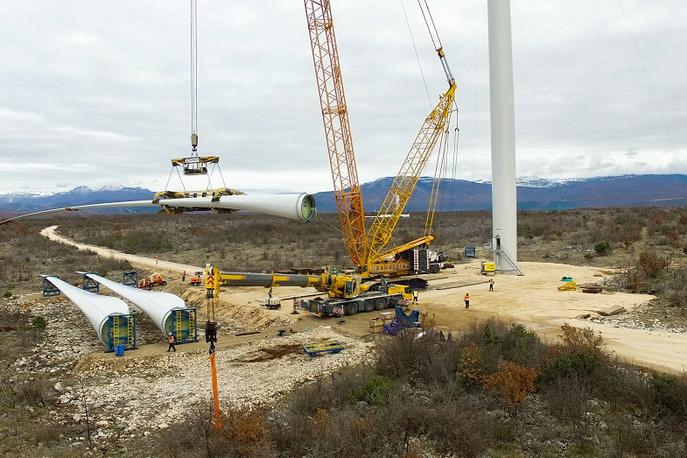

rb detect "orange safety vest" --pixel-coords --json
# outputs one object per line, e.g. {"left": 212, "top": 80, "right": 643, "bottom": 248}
{"left": 464, "top": 294, "right": 470, "bottom": 301}
{"left": 167, "top": 335, "right": 175, "bottom": 343}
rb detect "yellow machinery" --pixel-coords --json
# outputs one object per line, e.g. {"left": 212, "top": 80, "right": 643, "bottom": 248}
{"left": 558, "top": 281, "right": 577, "bottom": 292}
{"left": 304, "top": 0, "right": 457, "bottom": 278}
{"left": 206, "top": 266, "right": 412, "bottom": 317}
{"left": 481, "top": 261, "right": 497, "bottom": 275}
{"left": 153, "top": 158, "right": 244, "bottom": 215}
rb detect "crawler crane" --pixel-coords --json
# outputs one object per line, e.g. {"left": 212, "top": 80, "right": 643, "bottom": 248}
{"left": 206, "top": 0, "right": 457, "bottom": 316}
{"left": 305, "top": 0, "right": 457, "bottom": 278}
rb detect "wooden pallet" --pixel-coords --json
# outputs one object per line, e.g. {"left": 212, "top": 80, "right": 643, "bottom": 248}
{"left": 303, "top": 339, "right": 344, "bottom": 357}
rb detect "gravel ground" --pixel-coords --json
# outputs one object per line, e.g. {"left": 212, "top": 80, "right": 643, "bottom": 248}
{"left": 52, "top": 327, "right": 372, "bottom": 443}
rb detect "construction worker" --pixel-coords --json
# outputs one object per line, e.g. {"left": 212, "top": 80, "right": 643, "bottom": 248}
{"left": 167, "top": 333, "right": 176, "bottom": 352}
{"left": 464, "top": 292, "right": 470, "bottom": 309}
{"left": 182, "top": 271, "right": 187, "bottom": 282}
{"left": 489, "top": 279, "right": 494, "bottom": 292}
{"left": 412, "top": 289, "right": 419, "bottom": 304}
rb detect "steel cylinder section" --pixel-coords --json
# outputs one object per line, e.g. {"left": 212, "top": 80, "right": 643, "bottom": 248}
{"left": 84, "top": 273, "right": 190, "bottom": 338}
{"left": 158, "top": 193, "right": 316, "bottom": 222}
{"left": 218, "top": 271, "right": 323, "bottom": 288}
{"left": 43, "top": 276, "right": 132, "bottom": 347}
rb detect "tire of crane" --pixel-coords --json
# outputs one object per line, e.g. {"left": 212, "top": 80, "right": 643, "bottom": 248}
{"left": 363, "top": 300, "right": 374, "bottom": 312}
{"left": 345, "top": 302, "right": 358, "bottom": 315}
{"left": 374, "top": 298, "right": 387, "bottom": 310}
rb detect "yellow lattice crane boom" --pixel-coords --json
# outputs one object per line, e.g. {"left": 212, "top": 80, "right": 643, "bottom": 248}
{"left": 304, "top": 0, "right": 456, "bottom": 277}
{"left": 366, "top": 82, "right": 456, "bottom": 266}
{"left": 304, "top": 0, "right": 368, "bottom": 267}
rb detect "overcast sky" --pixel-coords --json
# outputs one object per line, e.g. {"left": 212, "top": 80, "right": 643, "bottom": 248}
{"left": 1, "top": 0, "right": 685, "bottom": 194}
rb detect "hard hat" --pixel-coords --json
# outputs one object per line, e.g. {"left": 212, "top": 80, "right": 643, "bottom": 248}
{"left": 169, "top": 333, "right": 173, "bottom": 336}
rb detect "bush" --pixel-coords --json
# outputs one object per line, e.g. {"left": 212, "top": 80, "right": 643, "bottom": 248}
{"left": 651, "top": 373, "right": 687, "bottom": 418}
{"left": 227, "top": 409, "right": 274, "bottom": 457}
{"left": 594, "top": 241, "right": 613, "bottom": 256}
{"left": 542, "top": 374, "right": 590, "bottom": 422}
{"left": 20, "top": 380, "right": 50, "bottom": 407}
{"left": 3, "top": 291, "right": 12, "bottom": 298}
{"left": 483, "top": 361, "right": 538, "bottom": 406}
{"left": 457, "top": 343, "right": 483, "bottom": 387}
{"left": 32, "top": 316, "right": 47, "bottom": 335}
{"left": 349, "top": 374, "right": 395, "bottom": 406}
{"left": 458, "top": 320, "right": 546, "bottom": 376}
{"left": 376, "top": 331, "right": 458, "bottom": 384}
{"left": 542, "top": 350, "right": 604, "bottom": 382}
{"left": 542, "top": 325, "right": 605, "bottom": 382}
{"left": 559, "top": 324, "right": 604, "bottom": 350}
{"left": 637, "top": 251, "right": 669, "bottom": 278}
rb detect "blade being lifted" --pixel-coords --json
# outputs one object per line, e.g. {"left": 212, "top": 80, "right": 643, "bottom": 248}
{"left": 0, "top": 192, "right": 316, "bottom": 225}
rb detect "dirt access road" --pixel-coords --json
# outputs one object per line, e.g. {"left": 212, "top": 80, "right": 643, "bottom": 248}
{"left": 41, "top": 225, "right": 202, "bottom": 273}
{"left": 42, "top": 225, "right": 687, "bottom": 373}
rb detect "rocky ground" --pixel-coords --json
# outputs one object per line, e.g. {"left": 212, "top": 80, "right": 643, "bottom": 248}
{"left": 589, "top": 300, "right": 687, "bottom": 333}
{"left": 2, "top": 289, "right": 373, "bottom": 455}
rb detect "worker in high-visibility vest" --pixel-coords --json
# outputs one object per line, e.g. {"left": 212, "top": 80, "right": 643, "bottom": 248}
{"left": 167, "top": 333, "right": 177, "bottom": 352}
{"left": 412, "top": 290, "right": 419, "bottom": 304}
{"left": 464, "top": 292, "right": 470, "bottom": 309}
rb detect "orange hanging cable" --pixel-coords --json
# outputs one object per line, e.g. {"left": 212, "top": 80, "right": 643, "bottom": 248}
{"left": 209, "top": 346, "right": 222, "bottom": 432}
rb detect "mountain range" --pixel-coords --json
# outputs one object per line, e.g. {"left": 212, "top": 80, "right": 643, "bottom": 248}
{"left": 0, "top": 174, "right": 685, "bottom": 214}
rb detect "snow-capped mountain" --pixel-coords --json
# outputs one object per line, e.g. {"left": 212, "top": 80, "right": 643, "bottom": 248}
{"left": 1, "top": 175, "right": 686, "bottom": 214}
{"left": 312, "top": 174, "right": 687, "bottom": 212}
{"left": 0, "top": 186, "right": 155, "bottom": 212}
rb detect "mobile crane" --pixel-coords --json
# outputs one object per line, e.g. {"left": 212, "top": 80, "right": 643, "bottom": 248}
{"left": 205, "top": 266, "right": 412, "bottom": 317}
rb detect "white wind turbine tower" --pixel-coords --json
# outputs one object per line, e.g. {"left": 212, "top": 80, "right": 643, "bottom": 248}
{"left": 488, "top": 0, "right": 520, "bottom": 273}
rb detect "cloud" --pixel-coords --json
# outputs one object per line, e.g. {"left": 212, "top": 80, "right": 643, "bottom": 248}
{"left": 0, "top": 0, "right": 685, "bottom": 194}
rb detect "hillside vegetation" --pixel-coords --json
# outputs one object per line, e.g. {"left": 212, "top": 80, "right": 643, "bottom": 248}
{"left": 51, "top": 207, "right": 687, "bottom": 271}
{"left": 160, "top": 321, "right": 687, "bottom": 457}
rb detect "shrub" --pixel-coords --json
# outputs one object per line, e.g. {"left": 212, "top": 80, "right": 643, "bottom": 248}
{"left": 559, "top": 324, "right": 604, "bottom": 351}
{"left": 594, "top": 241, "right": 612, "bottom": 256}
{"left": 21, "top": 380, "right": 49, "bottom": 407}
{"left": 483, "top": 361, "right": 538, "bottom": 406}
{"left": 651, "top": 373, "right": 687, "bottom": 418}
{"left": 227, "top": 409, "right": 273, "bottom": 457}
{"left": 542, "top": 325, "right": 605, "bottom": 382}
{"left": 32, "top": 316, "right": 47, "bottom": 335}
{"left": 543, "top": 374, "right": 590, "bottom": 422}
{"left": 458, "top": 320, "right": 546, "bottom": 374}
{"left": 349, "top": 374, "right": 395, "bottom": 406}
{"left": 0, "top": 382, "right": 20, "bottom": 409}
{"left": 457, "top": 343, "right": 483, "bottom": 386}
{"left": 542, "top": 350, "right": 604, "bottom": 382}
{"left": 3, "top": 291, "right": 12, "bottom": 298}
{"left": 376, "top": 331, "right": 458, "bottom": 384}
{"left": 637, "top": 251, "right": 669, "bottom": 278}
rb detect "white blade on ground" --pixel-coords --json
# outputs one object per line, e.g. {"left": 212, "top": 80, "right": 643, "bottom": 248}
{"left": 84, "top": 273, "right": 186, "bottom": 334}
{"left": 44, "top": 276, "right": 129, "bottom": 345}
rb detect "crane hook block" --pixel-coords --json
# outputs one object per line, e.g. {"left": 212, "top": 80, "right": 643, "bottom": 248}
{"left": 191, "top": 133, "right": 198, "bottom": 149}
{"left": 205, "top": 320, "right": 218, "bottom": 344}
